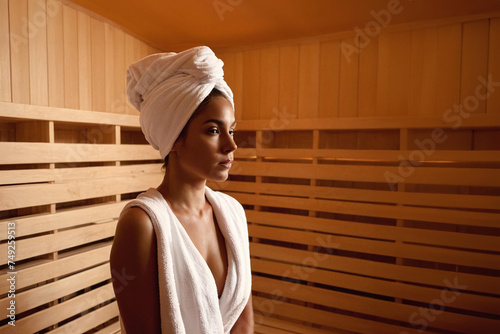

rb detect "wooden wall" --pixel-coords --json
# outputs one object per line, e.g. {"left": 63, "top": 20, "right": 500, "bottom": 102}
{"left": 0, "top": 0, "right": 162, "bottom": 332}
{"left": 212, "top": 12, "right": 500, "bottom": 334}
{"left": 0, "top": 0, "right": 159, "bottom": 112}
{"left": 1, "top": 0, "right": 500, "bottom": 333}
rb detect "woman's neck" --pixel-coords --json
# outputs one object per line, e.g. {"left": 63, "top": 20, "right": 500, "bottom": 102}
{"left": 156, "top": 164, "right": 208, "bottom": 214}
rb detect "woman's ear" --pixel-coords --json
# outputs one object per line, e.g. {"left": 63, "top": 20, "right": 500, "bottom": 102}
{"left": 170, "top": 136, "right": 184, "bottom": 152}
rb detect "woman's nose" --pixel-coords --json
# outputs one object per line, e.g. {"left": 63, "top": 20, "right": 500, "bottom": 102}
{"left": 223, "top": 132, "right": 237, "bottom": 153}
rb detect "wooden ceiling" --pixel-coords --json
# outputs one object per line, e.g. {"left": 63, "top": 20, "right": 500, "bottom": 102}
{"left": 64, "top": 0, "right": 500, "bottom": 51}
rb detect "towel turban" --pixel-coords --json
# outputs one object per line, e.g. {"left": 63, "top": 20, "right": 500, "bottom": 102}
{"left": 126, "top": 46, "right": 234, "bottom": 159}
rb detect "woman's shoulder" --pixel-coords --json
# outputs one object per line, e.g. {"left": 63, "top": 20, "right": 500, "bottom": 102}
{"left": 115, "top": 207, "right": 155, "bottom": 245}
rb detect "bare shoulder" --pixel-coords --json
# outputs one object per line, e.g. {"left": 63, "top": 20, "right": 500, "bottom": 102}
{"left": 110, "top": 206, "right": 161, "bottom": 333}
{"left": 111, "top": 207, "right": 156, "bottom": 265}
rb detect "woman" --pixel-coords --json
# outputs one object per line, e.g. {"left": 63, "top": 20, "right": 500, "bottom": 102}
{"left": 110, "top": 46, "right": 253, "bottom": 333}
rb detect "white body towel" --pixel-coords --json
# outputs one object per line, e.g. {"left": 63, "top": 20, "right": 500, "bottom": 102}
{"left": 119, "top": 187, "right": 252, "bottom": 333}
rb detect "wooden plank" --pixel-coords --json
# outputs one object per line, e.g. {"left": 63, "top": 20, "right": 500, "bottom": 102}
{"left": 229, "top": 161, "right": 500, "bottom": 188}
{"left": 249, "top": 224, "right": 500, "bottom": 270}
{"left": 28, "top": 0, "right": 48, "bottom": 106}
{"left": 0, "top": 263, "right": 111, "bottom": 314}
{"left": 90, "top": 17, "right": 106, "bottom": 111}
{"left": 0, "top": 101, "right": 140, "bottom": 126}
{"left": 104, "top": 23, "right": 115, "bottom": 113}
{"left": 235, "top": 147, "right": 500, "bottom": 163}
{"left": 8, "top": 283, "right": 115, "bottom": 334}
{"left": 93, "top": 321, "right": 121, "bottom": 334}
{"left": 124, "top": 33, "right": 141, "bottom": 115}
{"left": 242, "top": 49, "right": 260, "bottom": 120}
{"left": 251, "top": 258, "right": 500, "bottom": 316}
{"left": 0, "top": 0, "right": 11, "bottom": 102}
{"left": 4, "top": 101, "right": 499, "bottom": 130}
{"left": 63, "top": 4, "right": 79, "bottom": 109}
{"left": 255, "top": 316, "right": 335, "bottom": 334}
{"left": 461, "top": 20, "right": 489, "bottom": 115}
{"left": 232, "top": 114, "right": 500, "bottom": 131}
{"left": 357, "top": 34, "right": 378, "bottom": 117}
{"left": 338, "top": 38, "right": 358, "bottom": 117}
{"left": 9, "top": 0, "right": 30, "bottom": 104}
{"left": 259, "top": 46, "right": 280, "bottom": 120}
{"left": 78, "top": 10, "right": 92, "bottom": 110}
{"left": 246, "top": 211, "right": 500, "bottom": 252}
{"left": 298, "top": 42, "right": 319, "bottom": 119}
{"left": 112, "top": 26, "right": 126, "bottom": 114}
{"left": 279, "top": 45, "right": 299, "bottom": 118}
{"left": 0, "top": 172, "right": 162, "bottom": 210}
{"left": 253, "top": 296, "right": 416, "bottom": 334}
{"left": 47, "top": 0, "right": 64, "bottom": 108}
{"left": 0, "top": 162, "right": 161, "bottom": 185}
{"left": 0, "top": 142, "right": 159, "bottom": 165}
{"left": 217, "top": 180, "right": 500, "bottom": 210}
{"left": 253, "top": 276, "right": 500, "bottom": 334}
{"left": 47, "top": 302, "right": 119, "bottom": 334}
{"left": 488, "top": 18, "right": 500, "bottom": 115}
{"left": 250, "top": 243, "right": 500, "bottom": 295}
{"left": 389, "top": 31, "right": 411, "bottom": 116}
{"left": 0, "top": 243, "right": 111, "bottom": 291}
{"left": 410, "top": 27, "right": 438, "bottom": 116}
{"left": 318, "top": 39, "right": 340, "bottom": 118}
{"left": 436, "top": 23, "right": 461, "bottom": 114}
{"left": 233, "top": 193, "right": 500, "bottom": 228}
{"left": 0, "top": 221, "right": 116, "bottom": 263}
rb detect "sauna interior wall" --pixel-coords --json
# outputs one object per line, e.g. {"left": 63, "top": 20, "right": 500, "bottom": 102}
{"left": 0, "top": 0, "right": 499, "bottom": 332}
{"left": 212, "top": 12, "right": 500, "bottom": 334}
{"left": 0, "top": 0, "right": 162, "bottom": 332}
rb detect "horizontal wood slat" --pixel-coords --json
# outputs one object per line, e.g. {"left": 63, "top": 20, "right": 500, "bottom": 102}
{"left": 247, "top": 211, "right": 500, "bottom": 252}
{"left": 253, "top": 296, "right": 417, "bottom": 334}
{"left": 232, "top": 161, "right": 500, "bottom": 187}
{"left": 0, "top": 263, "right": 111, "bottom": 315}
{"left": 0, "top": 163, "right": 163, "bottom": 185}
{"left": 251, "top": 258, "right": 500, "bottom": 316}
{"left": 219, "top": 181, "right": 500, "bottom": 210}
{"left": 235, "top": 193, "right": 500, "bottom": 228}
{"left": 46, "top": 301, "right": 119, "bottom": 334}
{"left": 249, "top": 224, "right": 500, "bottom": 269}
{"left": 253, "top": 276, "right": 500, "bottom": 333}
{"left": 2, "top": 284, "right": 115, "bottom": 334}
{"left": 0, "top": 243, "right": 111, "bottom": 292}
{"left": 235, "top": 114, "right": 500, "bottom": 131}
{"left": 0, "top": 173, "right": 163, "bottom": 210}
{"left": 0, "top": 142, "right": 159, "bottom": 165}
{"left": 250, "top": 243, "right": 500, "bottom": 296}
{"left": 236, "top": 148, "right": 500, "bottom": 162}
{"left": 0, "top": 101, "right": 138, "bottom": 127}
{"left": 0, "top": 221, "right": 116, "bottom": 264}
{"left": 0, "top": 203, "right": 126, "bottom": 240}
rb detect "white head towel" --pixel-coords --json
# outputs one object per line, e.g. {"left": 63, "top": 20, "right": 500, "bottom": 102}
{"left": 126, "top": 46, "right": 234, "bottom": 159}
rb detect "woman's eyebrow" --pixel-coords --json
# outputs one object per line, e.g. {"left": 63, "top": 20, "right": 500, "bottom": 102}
{"left": 203, "top": 119, "right": 237, "bottom": 127}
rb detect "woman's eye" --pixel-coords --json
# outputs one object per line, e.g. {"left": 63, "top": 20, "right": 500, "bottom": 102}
{"left": 208, "top": 128, "right": 219, "bottom": 134}
{"left": 229, "top": 130, "right": 235, "bottom": 137}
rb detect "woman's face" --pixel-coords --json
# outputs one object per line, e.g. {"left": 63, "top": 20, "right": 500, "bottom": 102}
{"left": 172, "top": 96, "right": 237, "bottom": 183}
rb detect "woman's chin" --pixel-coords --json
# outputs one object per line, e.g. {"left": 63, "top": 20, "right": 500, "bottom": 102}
{"left": 210, "top": 171, "right": 230, "bottom": 183}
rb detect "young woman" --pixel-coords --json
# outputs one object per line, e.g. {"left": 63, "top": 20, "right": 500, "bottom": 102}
{"left": 110, "top": 47, "right": 253, "bottom": 333}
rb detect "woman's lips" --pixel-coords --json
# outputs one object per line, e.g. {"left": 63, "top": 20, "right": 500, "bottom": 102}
{"left": 219, "top": 160, "right": 233, "bottom": 169}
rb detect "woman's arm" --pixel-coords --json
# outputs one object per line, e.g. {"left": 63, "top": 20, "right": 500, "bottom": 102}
{"left": 230, "top": 294, "right": 254, "bottom": 334}
{"left": 110, "top": 207, "right": 161, "bottom": 333}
